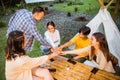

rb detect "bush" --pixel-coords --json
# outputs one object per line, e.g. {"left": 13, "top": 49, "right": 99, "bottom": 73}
{"left": 67, "top": 2, "right": 73, "bottom": 6}
{"left": 0, "top": 21, "right": 6, "bottom": 28}
{"left": 69, "top": 1, "right": 83, "bottom": 5}
{"left": 44, "top": 7, "right": 48, "bottom": 11}
{"left": 67, "top": 12, "right": 71, "bottom": 17}
{"left": 74, "top": 7, "right": 78, "bottom": 12}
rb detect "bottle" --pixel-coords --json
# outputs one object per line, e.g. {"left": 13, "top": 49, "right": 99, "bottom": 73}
{"left": 66, "top": 65, "right": 70, "bottom": 70}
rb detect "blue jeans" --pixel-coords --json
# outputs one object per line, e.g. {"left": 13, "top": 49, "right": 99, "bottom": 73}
{"left": 40, "top": 45, "right": 50, "bottom": 55}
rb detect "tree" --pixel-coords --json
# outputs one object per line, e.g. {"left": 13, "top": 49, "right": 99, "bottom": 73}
{"left": 0, "top": 0, "right": 5, "bottom": 12}
{"left": 113, "top": 0, "right": 120, "bottom": 22}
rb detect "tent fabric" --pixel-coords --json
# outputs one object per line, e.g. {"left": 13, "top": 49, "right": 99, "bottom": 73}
{"left": 86, "top": 8, "right": 120, "bottom": 66}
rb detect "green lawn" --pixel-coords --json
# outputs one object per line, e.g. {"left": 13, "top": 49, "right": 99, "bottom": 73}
{"left": 0, "top": 26, "right": 6, "bottom": 80}
{"left": 53, "top": 0, "right": 116, "bottom": 15}
{"left": 54, "top": 0, "right": 100, "bottom": 14}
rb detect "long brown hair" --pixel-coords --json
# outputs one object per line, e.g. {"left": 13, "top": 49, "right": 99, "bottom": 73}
{"left": 5, "top": 31, "right": 26, "bottom": 61}
{"left": 91, "top": 32, "right": 110, "bottom": 62}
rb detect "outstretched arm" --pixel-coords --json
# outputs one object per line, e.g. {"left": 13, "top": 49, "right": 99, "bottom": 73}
{"left": 106, "top": 0, "right": 114, "bottom": 9}
{"left": 59, "top": 41, "right": 73, "bottom": 50}
{"left": 63, "top": 46, "right": 90, "bottom": 55}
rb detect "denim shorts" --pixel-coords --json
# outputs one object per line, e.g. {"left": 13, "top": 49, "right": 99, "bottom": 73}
{"left": 40, "top": 45, "right": 50, "bottom": 55}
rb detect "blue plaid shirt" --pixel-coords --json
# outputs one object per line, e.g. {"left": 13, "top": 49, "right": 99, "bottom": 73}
{"left": 7, "top": 9, "right": 51, "bottom": 51}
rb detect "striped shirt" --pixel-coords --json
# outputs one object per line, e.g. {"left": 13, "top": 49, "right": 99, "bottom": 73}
{"left": 6, "top": 9, "right": 50, "bottom": 51}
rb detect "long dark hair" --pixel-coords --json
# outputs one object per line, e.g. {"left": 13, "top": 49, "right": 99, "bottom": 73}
{"left": 46, "top": 21, "right": 55, "bottom": 28}
{"left": 91, "top": 32, "right": 110, "bottom": 62}
{"left": 5, "top": 31, "right": 26, "bottom": 61}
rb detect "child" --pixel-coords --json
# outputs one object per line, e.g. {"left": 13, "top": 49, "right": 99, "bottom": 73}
{"left": 41, "top": 21, "right": 60, "bottom": 55}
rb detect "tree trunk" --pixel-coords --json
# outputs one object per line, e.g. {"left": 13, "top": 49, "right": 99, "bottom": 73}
{"left": 0, "top": 0, "right": 5, "bottom": 12}
{"left": 21, "top": 0, "right": 27, "bottom": 8}
{"left": 59, "top": 0, "right": 62, "bottom": 3}
{"left": 113, "top": 0, "right": 120, "bottom": 22}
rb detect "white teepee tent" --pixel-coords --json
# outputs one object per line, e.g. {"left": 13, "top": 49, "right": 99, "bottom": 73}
{"left": 86, "top": 8, "right": 120, "bottom": 66}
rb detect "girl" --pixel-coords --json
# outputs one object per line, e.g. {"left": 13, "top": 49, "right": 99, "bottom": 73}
{"left": 41, "top": 21, "right": 60, "bottom": 55}
{"left": 5, "top": 31, "right": 59, "bottom": 80}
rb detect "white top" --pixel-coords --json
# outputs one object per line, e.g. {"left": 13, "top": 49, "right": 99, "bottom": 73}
{"left": 44, "top": 29, "right": 60, "bottom": 48}
{"left": 64, "top": 46, "right": 115, "bottom": 73}
{"left": 5, "top": 55, "right": 48, "bottom": 80}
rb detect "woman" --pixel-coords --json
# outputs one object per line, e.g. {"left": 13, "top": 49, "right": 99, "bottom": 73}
{"left": 41, "top": 21, "right": 60, "bottom": 55}
{"left": 62, "top": 32, "right": 115, "bottom": 73}
{"left": 5, "top": 31, "right": 59, "bottom": 80}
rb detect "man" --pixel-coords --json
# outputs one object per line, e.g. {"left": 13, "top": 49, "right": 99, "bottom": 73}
{"left": 6, "top": 6, "right": 52, "bottom": 51}
{"left": 59, "top": 26, "right": 91, "bottom": 60}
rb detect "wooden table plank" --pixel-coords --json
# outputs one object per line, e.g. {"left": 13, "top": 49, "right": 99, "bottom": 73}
{"left": 49, "top": 56, "right": 120, "bottom": 80}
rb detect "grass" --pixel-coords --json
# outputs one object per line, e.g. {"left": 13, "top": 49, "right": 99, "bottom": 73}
{"left": 27, "top": 23, "right": 47, "bottom": 57}
{"left": 54, "top": 0, "right": 100, "bottom": 14}
{"left": 0, "top": 26, "right": 7, "bottom": 80}
{"left": 53, "top": 0, "right": 117, "bottom": 15}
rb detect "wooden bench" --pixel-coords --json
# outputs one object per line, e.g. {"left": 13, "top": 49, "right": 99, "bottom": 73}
{"left": 49, "top": 56, "right": 120, "bottom": 80}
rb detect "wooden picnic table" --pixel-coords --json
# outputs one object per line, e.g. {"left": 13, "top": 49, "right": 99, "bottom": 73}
{"left": 49, "top": 56, "right": 120, "bottom": 80}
